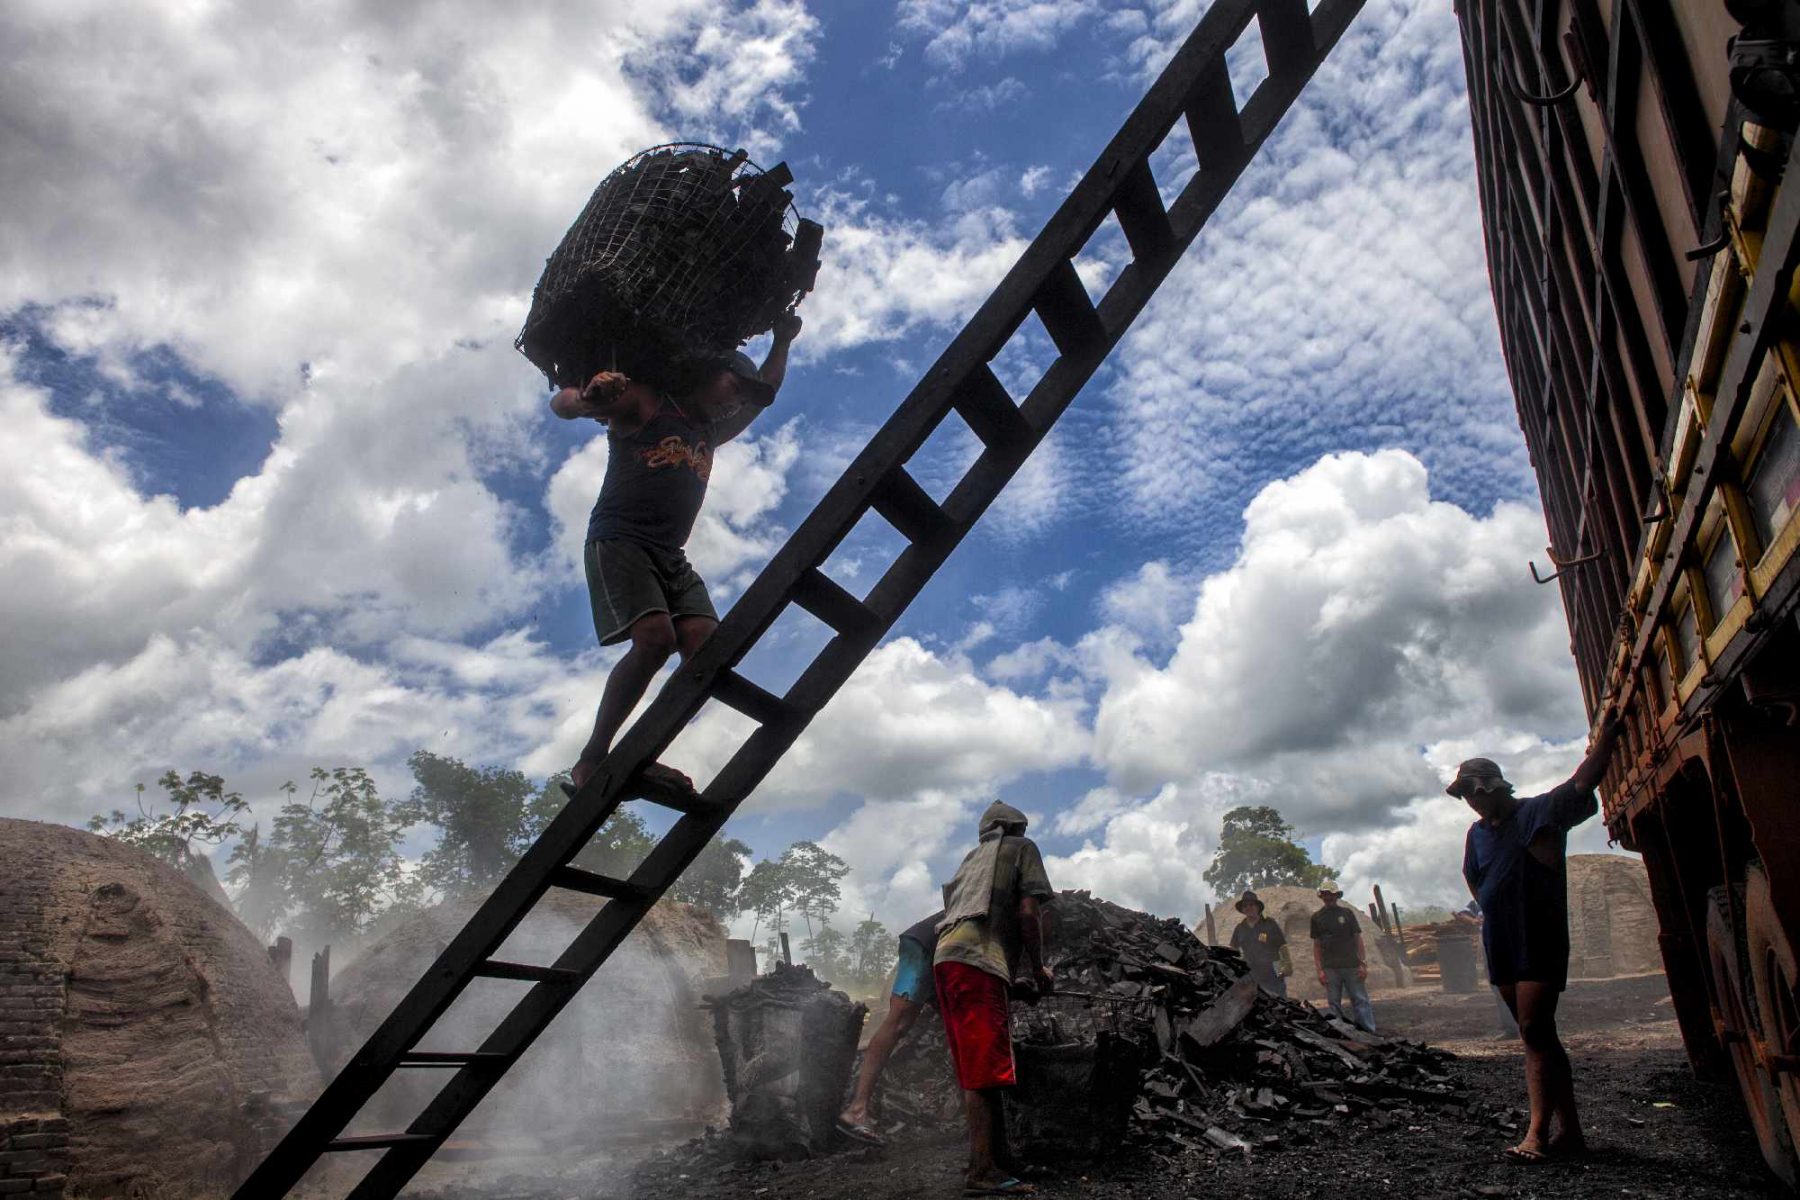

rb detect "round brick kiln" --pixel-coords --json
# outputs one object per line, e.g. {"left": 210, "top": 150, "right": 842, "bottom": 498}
{"left": 0, "top": 818, "right": 319, "bottom": 1199}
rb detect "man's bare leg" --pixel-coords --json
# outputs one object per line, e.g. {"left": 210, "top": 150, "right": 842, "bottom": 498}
{"left": 840, "top": 996, "right": 919, "bottom": 1129}
{"left": 964, "top": 1088, "right": 1016, "bottom": 1190}
{"left": 571, "top": 613, "right": 678, "bottom": 790}
{"left": 1501, "top": 982, "right": 1577, "bottom": 1159}
{"left": 1517, "top": 981, "right": 1584, "bottom": 1154}
{"left": 672, "top": 614, "right": 717, "bottom": 660}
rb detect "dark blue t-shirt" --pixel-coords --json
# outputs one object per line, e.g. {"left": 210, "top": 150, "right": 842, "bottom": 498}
{"left": 1462, "top": 780, "right": 1598, "bottom": 984}
{"left": 586, "top": 401, "right": 718, "bottom": 550}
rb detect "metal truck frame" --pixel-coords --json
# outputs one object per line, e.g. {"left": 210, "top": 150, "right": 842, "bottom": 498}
{"left": 1457, "top": 0, "right": 1800, "bottom": 1183}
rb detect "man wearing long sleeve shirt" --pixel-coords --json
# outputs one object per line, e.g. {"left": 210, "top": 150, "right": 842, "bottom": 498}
{"left": 1453, "top": 714, "right": 1621, "bottom": 1165}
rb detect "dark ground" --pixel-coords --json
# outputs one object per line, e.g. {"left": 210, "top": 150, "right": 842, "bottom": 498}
{"left": 410, "top": 973, "right": 1782, "bottom": 1200}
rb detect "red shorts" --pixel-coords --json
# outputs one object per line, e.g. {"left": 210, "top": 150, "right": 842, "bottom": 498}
{"left": 935, "top": 961, "right": 1015, "bottom": 1090}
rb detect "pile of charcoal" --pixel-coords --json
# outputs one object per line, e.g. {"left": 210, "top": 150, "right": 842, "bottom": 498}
{"left": 879, "top": 891, "right": 1468, "bottom": 1159}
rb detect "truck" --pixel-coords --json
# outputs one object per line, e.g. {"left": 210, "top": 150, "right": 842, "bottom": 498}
{"left": 1456, "top": 0, "right": 1800, "bottom": 1183}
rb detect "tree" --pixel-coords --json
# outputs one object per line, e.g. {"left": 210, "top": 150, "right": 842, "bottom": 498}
{"left": 226, "top": 792, "right": 295, "bottom": 941}
{"left": 667, "top": 834, "right": 751, "bottom": 917}
{"left": 395, "top": 752, "right": 539, "bottom": 897}
{"left": 781, "top": 841, "right": 849, "bottom": 939}
{"left": 739, "top": 841, "right": 851, "bottom": 943}
{"left": 270, "top": 767, "right": 407, "bottom": 946}
{"left": 803, "top": 919, "right": 849, "bottom": 983}
{"left": 90, "top": 770, "right": 249, "bottom": 872}
{"left": 1202, "top": 805, "right": 1336, "bottom": 898}
{"left": 849, "top": 916, "right": 897, "bottom": 990}
{"left": 740, "top": 857, "right": 793, "bottom": 943}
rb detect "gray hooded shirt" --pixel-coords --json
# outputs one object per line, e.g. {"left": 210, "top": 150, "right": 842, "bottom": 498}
{"left": 934, "top": 801, "right": 1054, "bottom": 983}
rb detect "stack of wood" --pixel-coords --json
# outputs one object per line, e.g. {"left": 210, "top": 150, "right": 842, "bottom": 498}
{"left": 1397, "top": 919, "right": 1482, "bottom": 987}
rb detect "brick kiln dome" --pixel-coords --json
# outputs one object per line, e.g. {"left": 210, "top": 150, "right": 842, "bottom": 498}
{"left": 0, "top": 818, "right": 320, "bottom": 1200}
{"left": 322, "top": 890, "right": 729, "bottom": 1149}
{"left": 1566, "top": 853, "right": 1662, "bottom": 979}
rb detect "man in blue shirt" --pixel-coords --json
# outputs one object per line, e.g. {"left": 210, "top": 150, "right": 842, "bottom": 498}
{"left": 1452, "top": 715, "right": 1620, "bottom": 1164}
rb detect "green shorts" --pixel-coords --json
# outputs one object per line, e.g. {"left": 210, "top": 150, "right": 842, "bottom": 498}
{"left": 584, "top": 538, "right": 718, "bottom": 646}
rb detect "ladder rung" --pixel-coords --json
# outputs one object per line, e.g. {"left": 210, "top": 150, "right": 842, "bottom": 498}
{"left": 472, "top": 961, "right": 580, "bottom": 985}
{"left": 397, "top": 1052, "right": 508, "bottom": 1069}
{"left": 952, "top": 365, "right": 1032, "bottom": 456}
{"left": 870, "top": 469, "right": 955, "bottom": 547}
{"left": 327, "top": 1133, "right": 438, "bottom": 1152}
{"left": 548, "top": 865, "right": 651, "bottom": 902}
{"left": 1113, "top": 159, "right": 1175, "bottom": 260}
{"left": 1185, "top": 66, "right": 1244, "bottom": 170}
{"left": 790, "top": 568, "right": 882, "bottom": 639}
{"left": 1034, "top": 259, "right": 1104, "bottom": 357}
{"left": 711, "top": 669, "right": 796, "bottom": 727}
{"left": 629, "top": 768, "right": 720, "bottom": 816}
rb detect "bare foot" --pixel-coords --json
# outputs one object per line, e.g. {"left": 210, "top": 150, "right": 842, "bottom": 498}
{"left": 1502, "top": 1139, "right": 1552, "bottom": 1164}
{"left": 638, "top": 761, "right": 695, "bottom": 791}
{"left": 1547, "top": 1133, "right": 1588, "bottom": 1158}
{"left": 570, "top": 759, "right": 600, "bottom": 790}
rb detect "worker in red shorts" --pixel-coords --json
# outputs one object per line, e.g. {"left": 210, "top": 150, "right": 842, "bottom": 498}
{"left": 934, "top": 801, "right": 1054, "bottom": 1197}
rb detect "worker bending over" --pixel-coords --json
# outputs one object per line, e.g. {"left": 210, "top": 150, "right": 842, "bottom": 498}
{"left": 837, "top": 909, "right": 945, "bottom": 1145}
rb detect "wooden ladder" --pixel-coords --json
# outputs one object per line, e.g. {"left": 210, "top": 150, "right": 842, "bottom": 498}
{"left": 234, "top": 1, "right": 1366, "bottom": 1194}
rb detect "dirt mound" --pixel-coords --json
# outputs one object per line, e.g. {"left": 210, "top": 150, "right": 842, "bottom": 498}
{"left": 0, "top": 818, "right": 319, "bottom": 1200}
{"left": 325, "top": 891, "right": 729, "bottom": 1147}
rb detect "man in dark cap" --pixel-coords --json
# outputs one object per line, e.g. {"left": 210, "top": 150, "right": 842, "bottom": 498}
{"left": 934, "top": 801, "right": 1055, "bottom": 1196}
{"left": 1452, "top": 715, "right": 1621, "bottom": 1164}
{"left": 1228, "top": 890, "right": 1291, "bottom": 997}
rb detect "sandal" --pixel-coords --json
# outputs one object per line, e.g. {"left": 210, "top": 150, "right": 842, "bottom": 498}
{"left": 835, "top": 1118, "right": 884, "bottom": 1146}
{"left": 1502, "top": 1145, "right": 1551, "bottom": 1165}
{"left": 965, "top": 1180, "right": 1036, "bottom": 1197}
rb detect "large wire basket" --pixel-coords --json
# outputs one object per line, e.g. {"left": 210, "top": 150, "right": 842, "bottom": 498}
{"left": 516, "top": 142, "right": 823, "bottom": 389}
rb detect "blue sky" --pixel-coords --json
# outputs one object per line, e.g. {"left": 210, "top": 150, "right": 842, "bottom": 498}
{"left": 0, "top": 0, "right": 1619, "bottom": 938}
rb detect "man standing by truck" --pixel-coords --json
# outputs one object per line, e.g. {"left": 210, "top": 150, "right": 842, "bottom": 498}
{"left": 1451, "top": 716, "right": 1621, "bottom": 1165}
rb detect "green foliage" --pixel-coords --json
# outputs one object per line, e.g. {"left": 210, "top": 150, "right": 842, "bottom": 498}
{"left": 90, "top": 770, "right": 249, "bottom": 870}
{"left": 1202, "top": 805, "right": 1336, "bottom": 898}
{"left": 263, "top": 767, "right": 408, "bottom": 947}
{"left": 849, "top": 916, "right": 897, "bottom": 987}
{"left": 781, "top": 841, "right": 850, "bottom": 936}
{"left": 226, "top": 805, "right": 292, "bottom": 941}
{"left": 104, "top": 753, "right": 759, "bottom": 949}
{"left": 739, "top": 840, "right": 850, "bottom": 941}
{"left": 667, "top": 834, "right": 752, "bottom": 917}
{"left": 395, "top": 752, "right": 540, "bottom": 897}
{"left": 803, "top": 919, "right": 849, "bottom": 983}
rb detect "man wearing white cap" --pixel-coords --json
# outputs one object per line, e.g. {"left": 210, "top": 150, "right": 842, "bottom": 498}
{"left": 1310, "top": 881, "right": 1374, "bottom": 1031}
{"left": 1450, "top": 714, "right": 1621, "bottom": 1164}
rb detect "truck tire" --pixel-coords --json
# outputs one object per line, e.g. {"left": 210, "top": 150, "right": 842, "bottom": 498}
{"left": 1707, "top": 883, "right": 1799, "bottom": 1186}
{"left": 1746, "top": 863, "right": 1800, "bottom": 1164}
